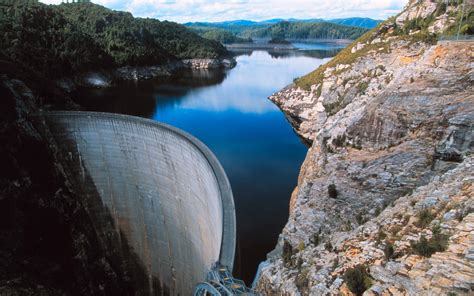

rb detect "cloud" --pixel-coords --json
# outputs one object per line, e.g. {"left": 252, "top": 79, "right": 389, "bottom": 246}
{"left": 39, "top": 0, "right": 409, "bottom": 23}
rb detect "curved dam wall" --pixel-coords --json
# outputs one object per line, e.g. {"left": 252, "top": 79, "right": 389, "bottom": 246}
{"left": 38, "top": 112, "right": 236, "bottom": 295}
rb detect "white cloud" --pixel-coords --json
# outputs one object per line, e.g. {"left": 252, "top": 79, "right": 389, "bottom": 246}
{"left": 39, "top": 0, "right": 409, "bottom": 23}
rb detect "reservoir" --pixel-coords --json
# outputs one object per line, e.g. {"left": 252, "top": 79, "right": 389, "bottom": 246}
{"left": 74, "top": 43, "right": 343, "bottom": 284}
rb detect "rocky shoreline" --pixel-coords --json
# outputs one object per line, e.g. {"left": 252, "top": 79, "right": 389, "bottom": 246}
{"left": 56, "top": 58, "right": 236, "bottom": 92}
{"left": 255, "top": 0, "right": 474, "bottom": 295}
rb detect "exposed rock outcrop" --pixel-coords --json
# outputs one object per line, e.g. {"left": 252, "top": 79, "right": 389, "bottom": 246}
{"left": 57, "top": 58, "right": 236, "bottom": 92}
{"left": 257, "top": 1, "right": 474, "bottom": 295}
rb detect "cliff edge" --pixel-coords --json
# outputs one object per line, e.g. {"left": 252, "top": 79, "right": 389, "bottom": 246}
{"left": 257, "top": 0, "right": 474, "bottom": 295}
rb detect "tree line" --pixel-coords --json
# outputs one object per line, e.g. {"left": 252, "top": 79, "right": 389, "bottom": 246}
{"left": 0, "top": 2, "right": 228, "bottom": 78}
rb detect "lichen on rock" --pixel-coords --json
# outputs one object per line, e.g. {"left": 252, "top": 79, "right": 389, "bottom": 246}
{"left": 257, "top": 0, "right": 474, "bottom": 295}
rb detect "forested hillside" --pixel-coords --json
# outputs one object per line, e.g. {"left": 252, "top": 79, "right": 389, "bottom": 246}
{"left": 329, "top": 17, "right": 381, "bottom": 28}
{"left": 241, "top": 21, "right": 369, "bottom": 40}
{"left": 0, "top": 2, "right": 227, "bottom": 78}
{"left": 191, "top": 28, "right": 253, "bottom": 44}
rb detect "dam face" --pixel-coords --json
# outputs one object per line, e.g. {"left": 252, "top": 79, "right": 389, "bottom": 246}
{"left": 39, "top": 112, "right": 236, "bottom": 295}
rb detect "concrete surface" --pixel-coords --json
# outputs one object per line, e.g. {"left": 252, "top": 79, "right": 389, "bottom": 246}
{"left": 38, "top": 111, "right": 236, "bottom": 295}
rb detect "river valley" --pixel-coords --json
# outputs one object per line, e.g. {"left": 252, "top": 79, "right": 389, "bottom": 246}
{"left": 73, "top": 43, "right": 344, "bottom": 284}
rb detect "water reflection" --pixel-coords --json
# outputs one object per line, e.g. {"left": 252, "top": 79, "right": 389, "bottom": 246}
{"left": 268, "top": 49, "right": 342, "bottom": 59}
{"left": 74, "top": 43, "right": 342, "bottom": 284}
{"left": 152, "top": 50, "right": 333, "bottom": 114}
{"left": 74, "top": 68, "right": 227, "bottom": 117}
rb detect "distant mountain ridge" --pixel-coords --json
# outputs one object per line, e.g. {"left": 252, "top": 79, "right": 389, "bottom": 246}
{"left": 186, "top": 17, "right": 378, "bottom": 44}
{"left": 239, "top": 21, "right": 369, "bottom": 40}
{"left": 185, "top": 17, "right": 382, "bottom": 29}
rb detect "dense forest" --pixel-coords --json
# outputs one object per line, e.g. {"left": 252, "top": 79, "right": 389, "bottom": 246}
{"left": 191, "top": 28, "right": 253, "bottom": 44}
{"left": 240, "top": 21, "right": 369, "bottom": 40}
{"left": 0, "top": 2, "right": 227, "bottom": 78}
{"left": 186, "top": 18, "right": 376, "bottom": 44}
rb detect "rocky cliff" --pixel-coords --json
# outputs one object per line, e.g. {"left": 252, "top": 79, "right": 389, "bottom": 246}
{"left": 257, "top": 0, "right": 474, "bottom": 295}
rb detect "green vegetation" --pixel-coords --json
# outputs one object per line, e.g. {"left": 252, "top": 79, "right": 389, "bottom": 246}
{"left": 384, "top": 242, "right": 395, "bottom": 260}
{"left": 294, "top": 25, "right": 390, "bottom": 90}
{"left": 293, "top": 2, "right": 474, "bottom": 91}
{"left": 357, "top": 81, "right": 369, "bottom": 95}
{"left": 297, "top": 240, "right": 305, "bottom": 252}
{"left": 185, "top": 21, "right": 268, "bottom": 35}
{"left": 311, "top": 232, "right": 321, "bottom": 246}
{"left": 324, "top": 240, "right": 333, "bottom": 251}
{"left": 415, "top": 208, "right": 435, "bottom": 228}
{"left": 356, "top": 211, "right": 368, "bottom": 225}
{"left": 282, "top": 240, "right": 293, "bottom": 266}
{"left": 411, "top": 224, "right": 449, "bottom": 257}
{"left": 295, "top": 268, "right": 310, "bottom": 292}
{"left": 376, "top": 228, "right": 387, "bottom": 243}
{"left": 57, "top": 3, "right": 226, "bottom": 61}
{"left": 328, "top": 184, "right": 338, "bottom": 199}
{"left": 343, "top": 266, "right": 372, "bottom": 296}
{"left": 332, "top": 134, "right": 346, "bottom": 147}
{"left": 444, "top": 4, "right": 474, "bottom": 35}
{"left": 0, "top": 2, "right": 227, "bottom": 78}
{"left": 241, "top": 21, "right": 368, "bottom": 40}
{"left": 199, "top": 29, "right": 252, "bottom": 44}
{"left": 268, "top": 38, "right": 291, "bottom": 44}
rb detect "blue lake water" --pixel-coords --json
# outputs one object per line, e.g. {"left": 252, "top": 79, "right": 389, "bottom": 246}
{"left": 75, "top": 44, "right": 341, "bottom": 283}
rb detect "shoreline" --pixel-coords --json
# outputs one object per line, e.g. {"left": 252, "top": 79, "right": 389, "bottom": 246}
{"left": 225, "top": 38, "right": 354, "bottom": 50}
{"left": 56, "top": 58, "right": 237, "bottom": 92}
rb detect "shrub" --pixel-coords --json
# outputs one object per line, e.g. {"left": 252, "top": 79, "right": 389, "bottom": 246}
{"left": 296, "top": 258, "right": 304, "bottom": 270}
{"left": 332, "top": 134, "right": 346, "bottom": 147}
{"left": 357, "top": 82, "right": 369, "bottom": 95}
{"left": 356, "top": 212, "right": 367, "bottom": 225}
{"left": 344, "top": 266, "right": 372, "bottom": 296}
{"left": 403, "top": 215, "right": 410, "bottom": 225}
{"left": 411, "top": 224, "right": 449, "bottom": 257}
{"left": 312, "top": 232, "right": 320, "bottom": 246}
{"left": 328, "top": 184, "right": 338, "bottom": 199}
{"left": 374, "top": 206, "right": 381, "bottom": 217}
{"left": 325, "top": 240, "right": 333, "bottom": 251}
{"left": 332, "top": 257, "right": 339, "bottom": 269}
{"left": 282, "top": 240, "right": 293, "bottom": 266}
{"left": 376, "top": 228, "right": 387, "bottom": 243}
{"left": 295, "top": 268, "right": 309, "bottom": 292}
{"left": 384, "top": 242, "right": 395, "bottom": 260}
{"left": 415, "top": 208, "right": 435, "bottom": 228}
{"left": 435, "top": 2, "right": 447, "bottom": 17}
{"left": 297, "top": 240, "right": 305, "bottom": 252}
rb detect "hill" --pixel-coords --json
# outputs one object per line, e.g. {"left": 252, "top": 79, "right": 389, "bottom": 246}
{"left": 240, "top": 21, "right": 369, "bottom": 40}
{"left": 329, "top": 17, "right": 381, "bottom": 28}
{"left": 196, "top": 28, "right": 253, "bottom": 44}
{"left": 0, "top": 2, "right": 227, "bottom": 78}
{"left": 185, "top": 18, "right": 379, "bottom": 43}
{"left": 185, "top": 17, "right": 381, "bottom": 31}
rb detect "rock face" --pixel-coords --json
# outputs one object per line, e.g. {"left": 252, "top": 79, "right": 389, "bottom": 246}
{"left": 257, "top": 1, "right": 474, "bottom": 295}
{"left": 57, "top": 58, "right": 236, "bottom": 92}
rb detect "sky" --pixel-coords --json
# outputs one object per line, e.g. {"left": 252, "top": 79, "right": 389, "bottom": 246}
{"left": 39, "top": 0, "right": 409, "bottom": 23}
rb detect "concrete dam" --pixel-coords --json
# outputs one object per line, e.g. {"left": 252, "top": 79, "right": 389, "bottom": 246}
{"left": 37, "top": 112, "right": 255, "bottom": 295}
